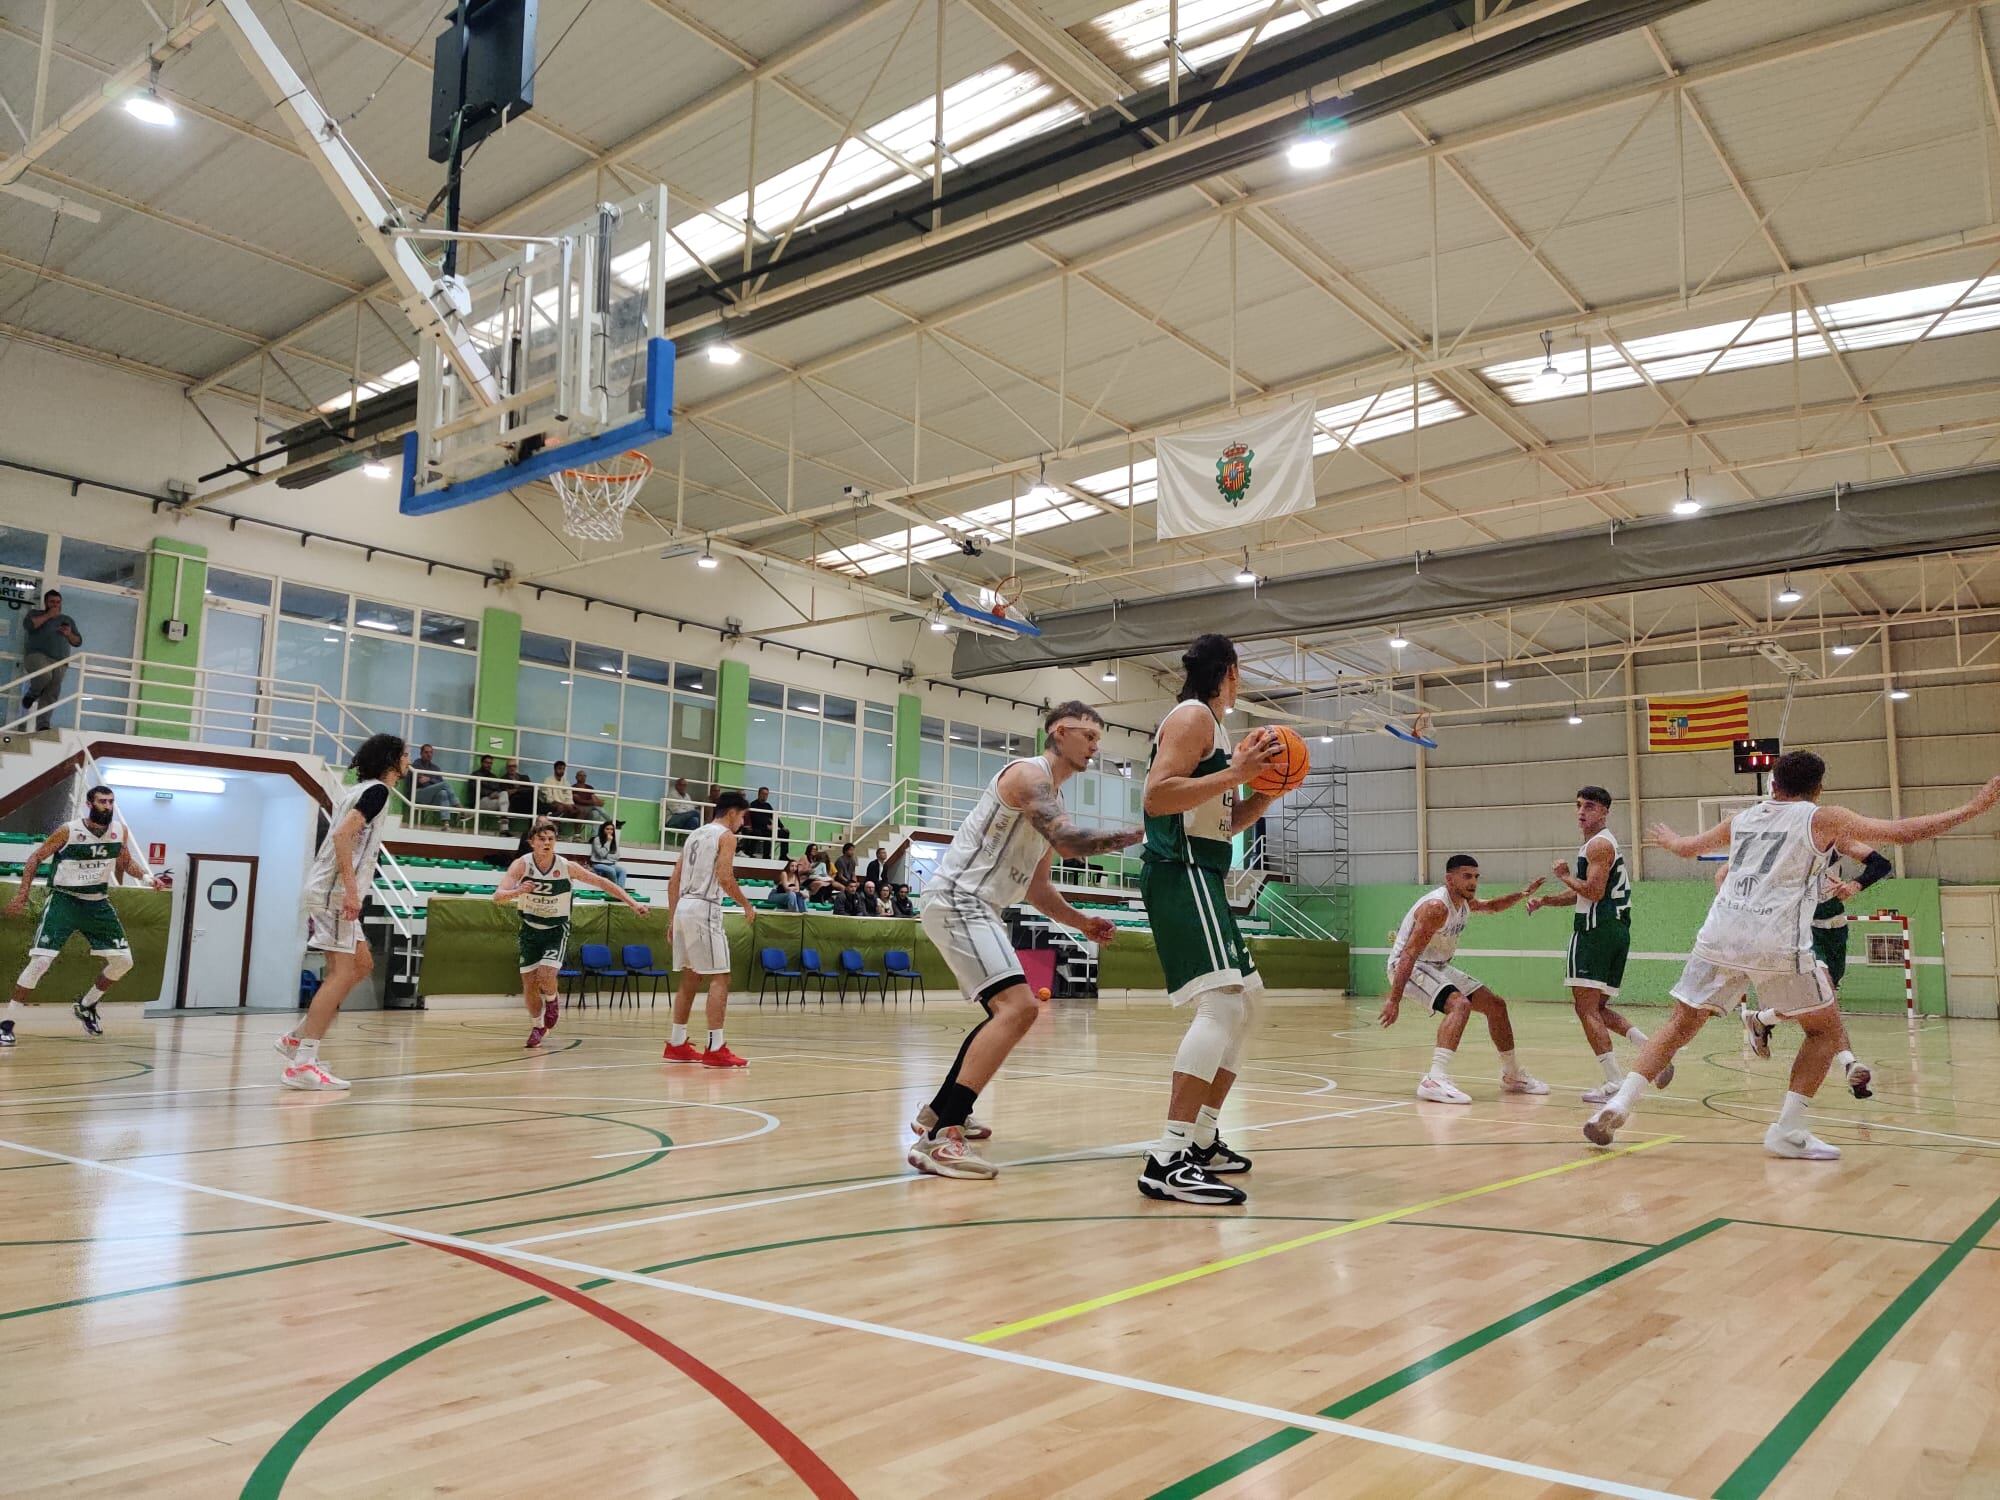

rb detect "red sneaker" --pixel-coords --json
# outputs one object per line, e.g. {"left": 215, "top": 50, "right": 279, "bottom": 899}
{"left": 701, "top": 1045, "right": 748, "bottom": 1068}
{"left": 525, "top": 1025, "right": 547, "bottom": 1049}
{"left": 662, "top": 1040, "right": 703, "bottom": 1063}
{"left": 541, "top": 997, "right": 560, "bottom": 1032}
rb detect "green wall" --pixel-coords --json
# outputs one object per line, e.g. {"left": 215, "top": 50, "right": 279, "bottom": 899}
{"left": 715, "top": 659, "right": 749, "bottom": 787}
{"left": 1341, "top": 878, "right": 1945, "bottom": 1014}
{"left": 135, "top": 538, "right": 206, "bottom": 741}
{"left": 472, "top": 606, "right": 520, "bottom": 759}
{"left": 894, "top": 692, "right": 921, "bottom": 823}
{"left": 0, "top": 885, "right": 171, "bottom": 1002}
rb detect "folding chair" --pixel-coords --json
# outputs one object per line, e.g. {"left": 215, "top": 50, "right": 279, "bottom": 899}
{"left": 621, "top": 944, "right": 670, "bottom": 1006}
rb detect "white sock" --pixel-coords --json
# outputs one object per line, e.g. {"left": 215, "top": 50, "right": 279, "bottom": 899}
{"left": 707, "top": 1028, "right": 725, "bottom": 1051}
{"left": 1429, "top": 1046, "right": 1455, "bottom": 1081}
{"left": 1610, "top": 1070, "right": 1646, "bottom": 1112}
{"left": 1153, "top": 1120, "right": 1192, "bottom": 1164}
{"left": 1757, "top": 1007, "right": 1781, "bottom": 1026}
{"left": 79, "top": 989, "right": 103, "bottom": 1010}
{"left": 1194, "top": 1104, "right": 1220, "bottom": 1149}
{"left": 670, "top": 1022, "right": 688, "bottom": 1046}
{"left": 294, "top": 1038, "right": 319, "bottom": 1064}
{"left": 1777, "top": 1090, "right": 1810, "bottom": 1132}
{"left": 1497, "top": 1049, "right": 1519, "bottom": 1077}
{"left": 1625, "top": 1026, "right": 1648, "bottom": 1047}
{"left": 1597, "top": 1052, "right": 1621, "bottom": 1085}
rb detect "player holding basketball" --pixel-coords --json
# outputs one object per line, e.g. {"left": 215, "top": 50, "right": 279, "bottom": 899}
{"left": 661, "top": 791, "right": 756, "bottom": 1068}
{"left": 494, "top": 817, "right": 647, "bottom": 1048}
{"left": 907, "top": 701, "right": 1139, "bottom": 1179}
{"left": 1588, "top": 752, "right": 2000, "bottom": 1158}
{"left": 1137, "top": 634, "right": 1291, "bottom": 1205}
{"left": 275, "top": 732, "right": 408, "bottom": 1090}
{"left": 1381, "top": 857, "right": 1549, "bottom": 1102}
{"left": 1526, "top": 786, "right": 1670, "bottom": 1102}
{"left": 1, "top": 784, "right": 169, "bottom": 1047}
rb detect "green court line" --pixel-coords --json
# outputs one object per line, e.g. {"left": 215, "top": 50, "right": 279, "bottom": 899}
{"left": 1147, "top": 1219, "right": 1731, "bottom": 1500}
{"left": 1713, "top": 1191, "right": 2000, "bottom": 1500}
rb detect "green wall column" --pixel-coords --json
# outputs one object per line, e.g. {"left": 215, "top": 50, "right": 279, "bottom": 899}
{"left": 715, "top": 659, "right": 749, "bottom": 788}
{"left": 136, "top": 538, "right": 206, "bottom": 741}
{"left": 894, "top": 692, "right": 922, "bottom": 823}
{"left": 472, "top": 606, "right": 520, "bottom": 760}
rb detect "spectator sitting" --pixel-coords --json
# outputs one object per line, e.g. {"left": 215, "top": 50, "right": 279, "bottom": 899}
{"left": 869, "top": 880, "right": 894, "bottom": 918}
{"left": 540, "top": 760, "right": 578, "bottom": 820}
{"left": 746, "top": 786, "right": 775, "bottom": 860}
{"left": 859, "top": 879, "right": 879, "bottom": 915}
{"left": 833, "top": 842, "right": 859, "bottom": 892}
{"left": 891, "top": 883, "right": 916, "bottom": 918}
{"left": 762, "top": 867, "right": 806, "bottom": 913}
{"left": 864, "top": 844, "right": 891, "bottom": 887}
{"left": 570, "top": 770, "right": 601, "bottom": 816}
{"left": 589, "top": 818, "right": 627, "bottom": 888}
{"left": 664, "top": 777, "right": 701, "bottom": 832}
{"left": 773, "top": 816, "right": 792, "bottom": 861}
{"left": 503, "top": 759, "right": 535, "bottom": 818}
{"left": 411, "top": 743, "right": 463, "bottom": 822}
{"left": 473, "top": 753, "right": 508, "bottom": 826}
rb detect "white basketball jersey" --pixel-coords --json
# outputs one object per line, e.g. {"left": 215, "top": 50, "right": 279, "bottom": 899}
{"left": 930, "top": 757, "right": 1053, "bottom": 911}
{"left": 677, "top": 821, "right": 729, "bottom": 904}
{"left": 305, "top": 780, "right": 389, "bottom": 902}
{"left": 1390, "top": 887, "right": 1468, "bottom": 967}
{"left": 514, "top": 852, "right": 573, "bottom": 927}
{"left": 50, "top": 818, "right": 121, "bottom": 896}
{"left": 1695, "top": 798, "right": 1827, "bottom": 972}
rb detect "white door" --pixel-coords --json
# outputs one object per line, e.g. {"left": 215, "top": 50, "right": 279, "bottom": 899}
{"left": 199, "top": 606, "right": 267, "bottom": 746}
{"left": 182, "top": 855, "right": 257, "bottom": 1008}
{"left": 1941, "top": 887, "right": 2000, "bottom": 1020}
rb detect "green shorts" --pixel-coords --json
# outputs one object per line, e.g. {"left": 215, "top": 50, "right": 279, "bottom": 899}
{"left": 1566, "top": 921, "right": 1630, "bottom": 996}
{"left": 32, "top": 890, "right": 128, "bottom": 956}
{"left": 518, "top": 920, "right": 570, "bottom": 973}
{"left": 1139, "top": 860, "right": 1258, "bottom": 1005}
{"left": 1811, "top": 925, "right": 1849, "bottom": 987}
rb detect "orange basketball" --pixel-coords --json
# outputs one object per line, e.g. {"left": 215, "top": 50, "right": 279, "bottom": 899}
{"left": 1037, "top": 987, "right": 1052, "bottom": 1001}
{"left": 1249, "top": 725, "right": 1311, "bottom": 796}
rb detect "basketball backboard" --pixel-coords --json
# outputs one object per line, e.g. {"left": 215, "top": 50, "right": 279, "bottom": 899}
{"left": 399, "top": 186, "right": 675, "bottom": 516}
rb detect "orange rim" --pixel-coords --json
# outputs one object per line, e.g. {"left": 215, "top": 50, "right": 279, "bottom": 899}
{"left": 560, "top": 450, "right": 653, "bottom": 485}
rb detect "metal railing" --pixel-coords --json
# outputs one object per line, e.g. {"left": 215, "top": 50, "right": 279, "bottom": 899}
{"left": 1258, "top": 883, "right": 1341, "bottom": 943}
{"left": 881, "top": 774, "right": 1147, "bottom": 890}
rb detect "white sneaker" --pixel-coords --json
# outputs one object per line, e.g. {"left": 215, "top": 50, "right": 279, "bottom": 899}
{"left": 1763, "top": 1123, "right": 1840, "bottom": 1160}
{"left": 1583, "top": 1104, "right": 1627, "bottom": 1145}
{"left": 281, "top": 1060, "right": 349, "bottom": 1092}
{"left": 1416, "top": 1075, "right": 1472, "bottom": 1104}
{"left": 1500, "top": 1072, "right": 1549, "bottom": 1095}
{"left": 907, "top": 1125, "right": 997, "bottom": 1179}
{"left": 273, "top": 1033, "right": 300, "bottom": 1063}
{"left": 1581, "top": 1081, "right": 1616, "bottom": 1104}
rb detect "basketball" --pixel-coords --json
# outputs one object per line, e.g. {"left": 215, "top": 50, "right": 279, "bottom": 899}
{"left": 1249, "top": 725, "right": 1311, "bottom": 795}
{"left": 1037, "top": 987, "right": 1052, "bottom": 1000}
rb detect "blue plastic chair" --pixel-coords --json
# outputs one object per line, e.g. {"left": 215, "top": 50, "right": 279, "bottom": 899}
{"left": 838, "top": 947, "right": 884, "bottom": 1004}
{"left": 795, "top": 947, "right": 839, "bottom": 1003}
{"left": 578, "top": 942, "right": 630, "bottom": 1008}
{"left": 556, "top": 953, "right": 587, "bottom": 1005}
{"left": 757, "top": 946, "right": 802, "bottom": 1005}
{"left": 622, "top": 944, "right": 670, "bottom": 1006}
{"left": 882, "top": 949, "right": 924, "bottom": 1005}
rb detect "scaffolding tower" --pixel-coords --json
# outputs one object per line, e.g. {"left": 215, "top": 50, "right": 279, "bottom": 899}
{"left": 1265, "top": 760, "right": 1351, "bottom": 942}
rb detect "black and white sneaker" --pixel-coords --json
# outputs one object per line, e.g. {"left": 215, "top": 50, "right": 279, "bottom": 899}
{"left": 1190, "top": 1135, "right": 1250, "bottom": 1174}
{"left": 73, "top": 1002, "right": 103, "bottom": 1037}
{"left": 1846, "top": 1059, "right": 1874, "bottom": 1100}
{"left": 1138, "top": 1150, "right": 1246, "bottom": 1205}
{"left": 0, "top": 1020, "right": 14, "bottom": 1048}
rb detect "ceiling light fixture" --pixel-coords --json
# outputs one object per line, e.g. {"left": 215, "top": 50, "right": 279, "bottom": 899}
{"left": 1101, "top": 665, "right": 1117, "bottom": 683}
{"left": 1889, "top": 687, "right": 1910, "bottom": 701}
{"left": 124, "top": 62, "right": 175, "bottom": 127}
{"left": 1319, "top": 733, "right": 1333, "bottom": 744}
{"left": 104, "top": 765, "right": 223, "bottom": 795}
{"left": 1830, "top": 643, "right": 1855, "bottom": 657}
{"left": 928, "top": 613, "right": 949, "bottom": 633}
{"left": 1673, "top": 469, "right": 1702, "bottom": 516}
{"left": 1493, "top": 674, "right": 1512, "bottom": 690}
{"left": 1531, "top": 330, "right": 1563, "bottom": 392}
{"left": 1776, "top": 576, "right": 1802, "bottom": 605}
{"left": 696, "top": 539, "right": 719, "bottom": 569}
{"left": 1234, "top": 549, "right": 1257, "bottom": 586}
{"left": 361, "top": 460, "right": 391, "bottom": 480}
{"left": 1286, "top": 135, "right": 1334, "bottom": 170}
{"left": 706, "top": 339, "right": 742, "bottom": 366}
{"left": 1388, "top": 631, "right": 1409, "bottom": 650}
{"left": 1567, "top": 704, "right": 1584, "bottom": 725}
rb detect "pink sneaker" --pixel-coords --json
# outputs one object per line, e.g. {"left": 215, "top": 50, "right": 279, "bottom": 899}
{"left": 540, "top": 997, "right": 560, "bottom": 1032}
{"left": 525, "top": 1025, "right": 548, "bottom": 1049}
{"left": 281, "top": 1060, "right": 349, "bottom": 1092}
{"left": 273, "top": 1033, "right": 301, "bottom": 1062}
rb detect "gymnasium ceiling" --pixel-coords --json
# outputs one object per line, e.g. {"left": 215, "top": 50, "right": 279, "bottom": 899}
{"left": 3, "top": 0, "right": 2000, "bottom": 714}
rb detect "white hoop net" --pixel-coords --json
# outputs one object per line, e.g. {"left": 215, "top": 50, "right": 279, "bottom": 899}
{"left": 551, "top": 451, "right": 651, "bottom": 540}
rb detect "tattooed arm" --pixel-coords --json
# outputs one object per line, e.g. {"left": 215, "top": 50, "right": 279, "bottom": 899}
{"left": 999, "top": 761, "right": 1142, "bottom": 859}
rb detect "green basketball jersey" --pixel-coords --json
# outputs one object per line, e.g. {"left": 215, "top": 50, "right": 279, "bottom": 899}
{"left": 1142, "top": 702, "right": 1235, "bottom": 873}
{"left": 49, "top": 818, "right": 122, "bottom": 898}
{"left": 516, "top": 853, "right": 573, "bottom": 929}
{"left": 1574, "top": 831, "right": 1631, "bottom": 930}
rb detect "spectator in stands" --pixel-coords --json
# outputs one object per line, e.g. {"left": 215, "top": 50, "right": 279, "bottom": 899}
{"left": 859, "top": 878, "right": 879, "bottom": 914}
{"left": 891, "top": 882, "right": 916, "bottom": 918}
{"left": 746, "top": 787, "right": 775, "bottom": 860}
{"left": 411, "top": 743, "right": 462, "bottom": 822}
{"left": 503, "top": 760, "right": 534, "bottom": 820}
{"left": 790, "top": 853, "right": 827, "bottom": 902}
{"left": 865, "top": 844, "right": 891, "bottom": 887}
{"left": 19, "top": 589, "right": 80, "bottom": 732}
{"left": 868, "top": 880, "right": 895, "bottom": 917}
{"left": 571, "top": 770, "right": 601, "bottom": 817}
{"left": 589, "top": 817, "right": 627, "bottom": 888}
{"left": 540, "top": 761, "right": 578, "bottom": 820}
{"left": 834, "top": 842, "right": 859, "bottom": 892}
{"left": 664, "top": 777, "right": 701, "bottom": 832}
{"left": 763, "top": 866, "right": 806, "bottom": 913}
{"left": 472, "top": 754, "right": 506, "bottom": 819}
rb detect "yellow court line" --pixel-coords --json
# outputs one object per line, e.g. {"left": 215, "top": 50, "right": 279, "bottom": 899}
{"left": 966, "top": 1135, "right": 1681, "bottom": 1344}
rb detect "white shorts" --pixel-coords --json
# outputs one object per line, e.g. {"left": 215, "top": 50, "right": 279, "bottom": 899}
{"left": 672, "top": 902, "right": 730, "bottom": 976}
{"left": 921, "top": 892, "right": 1025, "bottom": 1005}
{"left": 1671, "top": 956, "right": 1833, "bottom": 1017}
{"left": 1401, "top": 959, "right": 1482, "bottom": 1012}
{"left": 304, "top": 896, "right": 361, "bottom": 955}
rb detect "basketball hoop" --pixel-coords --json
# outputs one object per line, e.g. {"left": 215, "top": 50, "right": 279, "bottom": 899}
{"left": 551, "top": 450, "right": 651, "bottom": 541}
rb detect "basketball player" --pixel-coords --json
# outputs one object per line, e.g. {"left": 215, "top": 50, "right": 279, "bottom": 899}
{"left": 1587, "top": 752, "right": 2000, "bottom": 1158}
{"left": 1, "top": 785, "right": 169, "bottom": 1046}
{"left": 661, "top": 790, "right": 757, "bottom": 1068}
{"left": 1738, "top": 834, "right": 1891, "bottom": 1099}
{"left": 1137, "top": 633, "right": 1289, "bottom": 1206}
{"left": 274, "top": 732, "right": 408, "bottom": 1091}
{"left": 494, "top": 817, "right": 647, "bottom": 1048}
{"left": 1381, "top": 856, "right": 1549, "bottom": 1102}
{"left": 907, "top": 701, "right": 1139, "bottom": 1180}
{"left": 1526, "top": 786, "right": 1670, "bottom": 1102}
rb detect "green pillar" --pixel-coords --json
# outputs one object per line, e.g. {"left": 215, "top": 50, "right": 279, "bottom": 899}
{"left": 715, "top": 659, "right": 749, "bottom": 787}
{"left": 136, "top": 538, "right": 206, "bottom": 740}
{"left": 472, "top": 606, "right": 520, "bottom": 759}
{"left": 893, "top": 691, "right": 922, "bottom": 823}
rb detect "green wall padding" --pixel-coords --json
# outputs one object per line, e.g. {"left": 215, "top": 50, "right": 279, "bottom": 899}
{"left": 473, "top": 607, "right": 520, "bottom": 758}
{"left": 1099, "top": 930, "right": 1346, "bottom": 992}
{"left": 0, "top": 884, "right": 171, "bottom": 1002}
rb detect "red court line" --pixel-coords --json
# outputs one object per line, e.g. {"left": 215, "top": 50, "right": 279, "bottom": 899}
{"left": 409, "top": 1235, "right": 857, "bottom": 1499}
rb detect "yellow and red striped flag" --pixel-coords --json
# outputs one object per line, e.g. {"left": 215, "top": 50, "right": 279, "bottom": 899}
{"left": 1647, "top": 691, "right": 1750, "bottom": 752}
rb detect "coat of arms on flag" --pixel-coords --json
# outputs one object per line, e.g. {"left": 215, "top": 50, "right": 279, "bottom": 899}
{"left": 1215, "top": 441, "right": 1253, "bottom": 504}
{"left": 1646, "top": 691, "right": 1751, "bottom": 752}
{"left": 1155, "top": 403, "right": 1314, "bottom": 538}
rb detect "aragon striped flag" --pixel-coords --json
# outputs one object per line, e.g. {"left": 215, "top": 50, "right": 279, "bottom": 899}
{"left": 1646, "top": 691, "right": 1751, "bottom": 752}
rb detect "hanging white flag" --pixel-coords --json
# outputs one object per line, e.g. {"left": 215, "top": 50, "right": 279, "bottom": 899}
{"left": 1154, "top": 402, "right": 1315, "bottom": 539}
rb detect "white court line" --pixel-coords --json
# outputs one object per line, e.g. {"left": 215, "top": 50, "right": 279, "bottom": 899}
{"left": 507, "top": 1101, "right": 1410, "bottom": 1245}
{"left": 0, "top": 1133, "right": 1686, "bottom": 1500}
{"left": 1726, "top": 1103, "right": 2000, "bottom": 1150}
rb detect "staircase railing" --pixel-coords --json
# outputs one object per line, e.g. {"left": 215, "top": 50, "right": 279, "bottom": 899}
{"left": 1258, "top": 883, "right": 1341, "bottom": 943}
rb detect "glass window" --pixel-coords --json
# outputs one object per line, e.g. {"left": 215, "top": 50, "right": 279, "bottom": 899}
{"left": 273, "top": 619, "right": 344, "bottom": 693}
{"left": 783, "top": 712, "right": 819, "bottom": 766}
{"left": 979, "top": 726, "right": 1011, "bottom": 753}
{"left": 575, "top": 642, "right": 623, "bottom": 678}
{"left": 619, "top": 744, "right": 667, "bottom": 804}
{"left": 569, "top": 671, "right": 621, "bottom": 742}
{"left": 863, "top": 731, "right": 892, "bottom": 782}
{"left": 824, "top": 722, "right": 857, "bottom": 781}
{"left": 415, "top": 646, "right": 475, "bottom": 718}
{"left": 747, "top": 708, "right": 782, "bottom": 762}
{"left": 823, "top": 694, "right": 857, "bottom": 725}
{"left": 0, "top": 525, "right": 46, "bottom": 574}
{"left": 623, "top": 683, "right": 671, "bottom": 745}
{"left": 56, "top": 587, "right": 140, "bottom": 732}
{"left": 59, "top": 539, "right": 143, "bottom": 589}
{"left": 412, "top": 715, "right": 472, "bottom": 766}
{"left": 352, "top": 599, "right": 413, "bottom": 637}
{"left": 627, "top": 653, "right": 671, "bottom": 686}
{"left": 520, "top": 630, "right": 570, "bottom": 667}
{"left": 517, "top": 664, "right": 569, "bottom": 731}
{"left": 419, "top": 611, "right": 476, "bottom": 649}
{"left": 347, "top": 632, "right": 414, "bottom": 708}
{"left": 279, "top": 582, "right": 347, "bottom": 624}
{"left": 919, "top": 740, "right": 943, "bottom": 782}
{"left": 865, "top": 702, "right": 894, "bottom": 732}
{"left": 675, "top": 663, "right": 715, "bottom": 695}
{"left": 205, "top": 567, "right": 271, "bottom": 607}
{"left": 787, "top": 687, "right": 821, "bottom": 716}
{"left": 921, "top": 715, "right": 944, "bottom": 741}
{"left": 519, "top": 730, "right": 565, "bottom": 771}
{"left": 671, "top": 698, "right": 714, "bottom": 755}
{"left": 749, "top": 677, "right": 784, "bottom": 709}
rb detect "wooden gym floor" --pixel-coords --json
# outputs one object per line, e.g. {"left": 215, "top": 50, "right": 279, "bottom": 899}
{"left": 0, "top": 991, "right": 1995, "bottom": 1499}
